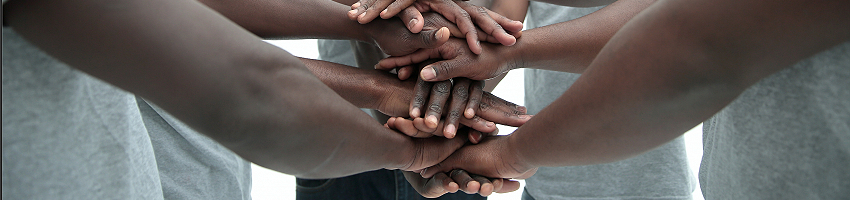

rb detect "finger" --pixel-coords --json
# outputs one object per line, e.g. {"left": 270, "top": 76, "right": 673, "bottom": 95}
{"left": 458, "top": 115, "right": 496, "bottom": 135}
{"left": 385, "top": 117, "right": 396, "bottom": 129}
{"left": 476, "top": 93, "right": 531, "bottom": 127}
{"left": 390, "top": 117, "right": 436, "bottom": 138}
{"left": 449, "top": 169, "right": 480, "bottom": 194}
{"left": 484, "top": 93, "right": 527, "bottom": 115}
{"left": 465, "top": 80, "right": 484, "bottom": 118}
{"left": 397, "top": 66, "right": 414, "bottom": 80}
{"left": 397, "top": 6, "right": 424, "bottom": 33}
{"left": 470, "top": 174, "right": 494, "bottom": 196}
{"left": 411, "top": 77, "right": 432, "bottom": 118}
{"left": 421, "top": 58, "right": 497, "bottom": 82}
{"left": 427, "top": 0, "right": 482, "bottom": 54}
{"left": 414, "top": 27, "right": 450, "bottom": 49}
{"left": 357, "top": 0, "right": 394, "bottom": 24}
{"left": 496, "top": 179, "right": 521, "bottom": 193}
{"left": 444, "top": 78, "right": 471, "bottom": 138}
{"left": 430, "top": 172, "right": 460, "bottom": 194}
{"left": 412, "top": 117, "right": 442, "bottom": 136}
{"left": 424, "top": 80, "right": 452, "bottom": 129}
{"left": 349, "top": 0, "right": 375, "bottom": 21}
{"left": 457, "top": 2, "right": 516, "bottom": 46}
{"left": 403, "top": 171, "right": 457, "bottom": 198}
{"left": 375, "top": 48, "right": 441, "bottom": 70}
{"left": 487, "top": 9, "right": 524, "bottom": 37}
{"left": 468, "top": 129, "right": 483, "bottom": 144}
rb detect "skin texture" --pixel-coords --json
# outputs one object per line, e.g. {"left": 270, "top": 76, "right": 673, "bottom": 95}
{"left": 376, "top": 0, "right": 655, "bottom": 80}
{"left": 347, "top": 0, "right": 524, "bottom": 54}
{"left": 298, "top": 58, "right": 529, "bottom": 135}
{"left": 200, "top": 0, "right": 452, "bottom": 56}
{"left": 2, "top": 0, "right": 472, "bottom": 179}
{"left": 417, "top": 0, "right": 850, "bottom": 179}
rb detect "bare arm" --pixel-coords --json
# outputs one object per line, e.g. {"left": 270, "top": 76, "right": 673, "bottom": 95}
{"left": 3, "top": 0, "right": 464, "bottom": 179}
{"left": 376, "top": 0, "right": 655, "bottom": 80}
{"left": 423, "top": 0, "right": 850, "bottom": 178}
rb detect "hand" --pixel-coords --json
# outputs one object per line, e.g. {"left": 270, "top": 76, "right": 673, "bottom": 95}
{"left": 377, "top": 38, "right": 520, "bottom": 81}
{"left": 403, "top": 169, "right": 520, "bottom": 198}
{"left": 420, "top": 136, "right": 538, "bottom": 179}
{"left": 386, "top": 116, "right": 497, "bottom": 144}
{"left": 376, "top": 70, "right": 530, "bottom": 139}
{"left": 362, "top": 16, "right": 450, "bottom": 56}
{"left": 351, "top": 0, "right": 523, "bottom": 54}
{"left": 409, "top": 76, "right": 530, "bottom": 137}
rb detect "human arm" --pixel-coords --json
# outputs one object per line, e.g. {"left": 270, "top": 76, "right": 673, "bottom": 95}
{"left": 347, "top": 0, "right": 524, "bottom": 54}
{"left": 422, "top": 0, "right": 850, "bottom": 178}
{"left": 2, "top": 0, "right": 468, "bottom": 179}
{"left": 198, "top": 0, "right": 452, "bottom": 57}
{"left": 376, "top": 0, "right": 654, "bottom": 81}
{"left": 297, "top": 58, "right": 529, "bottom": 135}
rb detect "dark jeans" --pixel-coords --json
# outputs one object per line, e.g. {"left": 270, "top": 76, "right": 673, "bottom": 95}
{"left": 521, "top": 189, "right": 535, "bottom": 200}
{"left": 296, "top": 169, "right": 487, "bottom": 200}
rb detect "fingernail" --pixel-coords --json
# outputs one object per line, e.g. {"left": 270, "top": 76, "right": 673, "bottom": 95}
{"left": 426, "top": 115, "right": 438, "bottom": 128}
{"left": 358, "top": 12, "right": 366, "bottom": 23}
{"left": 486, "top": 121, "right": 495, "bottom": 127}
{"left": 408, "top": 18, "right": 418, "bottom": 30}
{"left": 444, "top": 124, "right": 456, "bottom": 138}
{"left": 437, "top": 27, "right": 449, "bottom": 40}
{"left": 381, "top": 9, "right": 388, "bottom": 15}
{"left": 464, "top": 108, "right": 475, "bottom": 119}
{"left": 411, "top": 108, "right": 420, "bottom": 118}
{"left": 518, "top": 106, "right": 527, "bottom": 113}
{"left": 352, "top": 2, "right": 360, "bottom": 8}
{"left": 470, "top": 132, "right": 482, "bottom": 144}
{"left": 348, "top": 9, "right": 358, "bottom": 16}
{"left": 421, "top": 66, "right": 436, "bottom": 81}
{"left": 520, "top": 115, "right": 533, "bottom": 119}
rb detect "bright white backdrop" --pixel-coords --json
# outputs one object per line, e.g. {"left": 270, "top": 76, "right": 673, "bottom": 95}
{"left": 255, "top": 39, "right": 704, "bottom": 200}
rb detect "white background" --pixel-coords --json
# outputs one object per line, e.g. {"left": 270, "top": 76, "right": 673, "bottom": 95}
{"left": 254, "top": 39, "right": 705, "bottom": 200}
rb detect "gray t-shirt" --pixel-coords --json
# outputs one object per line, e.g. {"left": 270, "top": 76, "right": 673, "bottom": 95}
{"left": 522, "top": 2, "right": 695, "bottom": 200}
{"left": 700, "top": 42, "right": 850, "bottom": 199}
{"left": 2, "top": 15, "right": 251, "bottom": 199}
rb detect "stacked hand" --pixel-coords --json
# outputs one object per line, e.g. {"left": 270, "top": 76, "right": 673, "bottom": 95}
{"left": 350, "top": 1, "right": 533, "bottom": 197}
{"left": 350, "top": 0, "right": 523, "bottom": 54}
{"left": 377, "top": 59, "right": 533, "bottom": 197}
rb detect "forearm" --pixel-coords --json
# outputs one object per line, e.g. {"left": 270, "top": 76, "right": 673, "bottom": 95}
{"left": 5, "top": 0, "right": 411, "bottom": 178}
{"left": 489, "top": 0, "right": 528, "bottom": 22}
{"left": 198, "top": 0, "right": 371, "bottom": 41}
{"left": 508, "top": 0, "right": 850, "bottom": 167}
{"left": 510, "top": 0, "right": 653, "bottom": 73}
{"left": 298, "top": 58, "right": 411, "bottom": 111}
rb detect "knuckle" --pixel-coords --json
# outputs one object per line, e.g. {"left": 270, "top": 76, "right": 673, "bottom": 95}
{"left": 434, "top": 82, "right": 451, "bottom": 95}
{"left": 413, "top": 95, "right": 426, "bottom": 106}
{"left": 428, "top": 103, "right": 442, "bottom": 113}
{"left": 478, "top": 101, "right": 491, "bottom": 111}
{"left": 448, "top": 110, "right": 462, "bottom": 121}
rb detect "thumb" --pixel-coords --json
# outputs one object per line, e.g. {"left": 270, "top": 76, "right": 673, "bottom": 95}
{"left": 404, "top": 131, "right": 467, "bottom": 171}
{"left": 420, "top": 157, "right": 457, "bottom": 178}
{"left": 419, "top": 59, "right": 472, "bottom": 82}
{"left": 398, "top": 6, "right": 424, "bottom": 33}
{"left": 413, "top": 27, "right": 450, "bottom": 50}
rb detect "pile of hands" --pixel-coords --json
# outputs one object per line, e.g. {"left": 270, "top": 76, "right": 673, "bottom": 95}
{"left": 345, "top": 0, "right": 539, "bottom": 197}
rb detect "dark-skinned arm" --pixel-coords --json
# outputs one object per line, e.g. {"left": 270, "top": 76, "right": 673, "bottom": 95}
{"left": 3, "top": 0, "right": 466, "bottom": 179}
{"left": 298, "top": 58, "right": 530, "bottom": 132}
{"left": 421, "top": 0, "right": 850, "bottom": 179}
{"left": 376, "top": 0, "right": 655, "bottom": 81}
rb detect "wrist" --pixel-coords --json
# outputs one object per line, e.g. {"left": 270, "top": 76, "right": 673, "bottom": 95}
{"left": 505, "top": 132, "right": 536, "bottom": 173}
